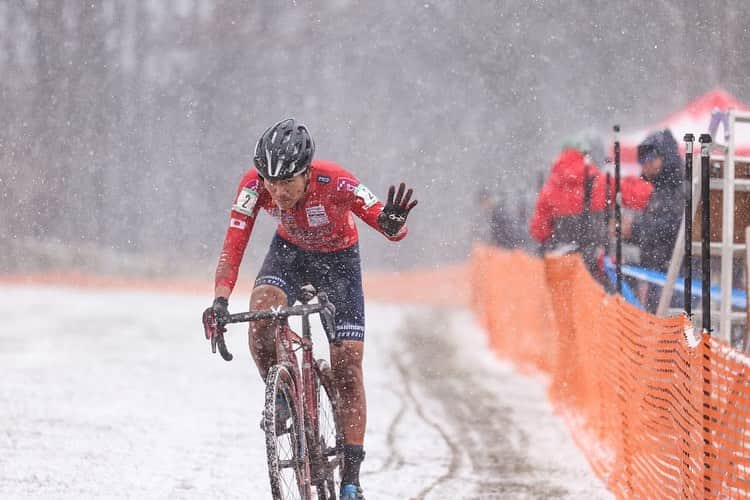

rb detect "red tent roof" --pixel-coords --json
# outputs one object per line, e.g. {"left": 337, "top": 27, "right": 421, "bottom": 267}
{"left": 619, "top": 88, "right": 750, "bottom": 165}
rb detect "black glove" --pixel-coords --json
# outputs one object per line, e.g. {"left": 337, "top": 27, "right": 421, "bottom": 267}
{"left": 202, "top": 296, "right": 230, "bottom": 335}
{"left": 211, "top": 297, "right": 230, "bottom": 326}
{"left": 378, "top": 182, "right": 418, "bottom": 237}
{"left": 202, "top": 297, "right": 233, "bottom": 361}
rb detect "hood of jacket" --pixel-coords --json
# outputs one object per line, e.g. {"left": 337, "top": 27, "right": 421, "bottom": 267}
{"left": 548, "top": 149, "right": 597, "bottom": 190}
{"left": 638, "top": 129, "right": 682, "bottom": 190}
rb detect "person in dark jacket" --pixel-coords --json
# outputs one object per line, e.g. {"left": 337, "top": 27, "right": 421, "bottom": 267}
{"left": 477, "top": 188, "right": 525, "bottom": 249}
{"left": 628, "top": 129, "right": 684, "bottom": 312}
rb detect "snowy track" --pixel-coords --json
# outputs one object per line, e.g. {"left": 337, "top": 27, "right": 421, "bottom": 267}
{"left": 0, "top": 286, "right": 609, "bottom": 499}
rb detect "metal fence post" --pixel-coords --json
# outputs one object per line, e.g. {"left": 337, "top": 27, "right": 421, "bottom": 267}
{"left": 614, "top": 125, "right": 622, "bottom": 294}
{"left": 699, "top": 133, "right": 713, "bottom": 497}
{"left": 684, "top": 134, "right": 695, "bottom": 316}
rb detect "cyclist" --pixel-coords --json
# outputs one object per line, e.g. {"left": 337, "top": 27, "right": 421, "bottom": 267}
{"left": 203, "top": 118, "right": 417, "bottom": 500}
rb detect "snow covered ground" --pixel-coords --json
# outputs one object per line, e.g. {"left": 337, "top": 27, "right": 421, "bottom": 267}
{"left": 0, "top": 285, "right": 610, "bottom": 499}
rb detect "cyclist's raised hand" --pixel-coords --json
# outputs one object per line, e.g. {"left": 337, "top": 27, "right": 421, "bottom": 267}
{"left": 378, "top": 182, "right": 418, "bottom": 237}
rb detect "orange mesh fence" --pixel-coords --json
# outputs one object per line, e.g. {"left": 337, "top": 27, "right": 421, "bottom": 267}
{"left": 471, "top": 243, "right": 750, "bottom": 498}
{"left": 470, "top": 244, "right": 557, "bottom": 373}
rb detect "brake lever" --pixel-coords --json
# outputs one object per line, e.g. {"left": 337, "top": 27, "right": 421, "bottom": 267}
{"left": 202, "top": 308, "right": 233, "bottom": 361}
{"left": 213, "top": 330, "right": 233, "bottom": 361}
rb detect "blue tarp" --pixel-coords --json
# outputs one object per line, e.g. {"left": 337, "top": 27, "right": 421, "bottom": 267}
{"left": 602, "top": 257, "right": 644, "bottom": 309}
{"left": 621, "top": 264, "right": 747, "bottom": 310}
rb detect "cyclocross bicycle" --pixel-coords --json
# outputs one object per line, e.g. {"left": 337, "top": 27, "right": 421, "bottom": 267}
{"left": 202, "top": 285, "right": 345, "bottom": 499}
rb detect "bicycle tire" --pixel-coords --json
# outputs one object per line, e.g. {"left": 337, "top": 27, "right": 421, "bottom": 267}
{"left": 265, "top": 363, "right": 310, "bottom": 500}
{"left": 311, "top": 359, "right": 344, "bottom": 500}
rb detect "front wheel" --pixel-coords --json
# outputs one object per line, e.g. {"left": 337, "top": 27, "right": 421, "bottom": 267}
{"left": 264, "top": 364, "right": 310, "bottom": 499}
{"left": 311, "top": 359, "right": 344, "bottom": 500}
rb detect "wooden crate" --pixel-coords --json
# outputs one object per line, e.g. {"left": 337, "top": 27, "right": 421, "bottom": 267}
{"left": 691, "top": 160, "right": 750, "bottom": 244}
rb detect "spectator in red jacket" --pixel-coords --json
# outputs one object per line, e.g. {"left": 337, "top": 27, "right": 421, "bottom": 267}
{"left": 530, "top": 148, "right": 653, "bottom": 279}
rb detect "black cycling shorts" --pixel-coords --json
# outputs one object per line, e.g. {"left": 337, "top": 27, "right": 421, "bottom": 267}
{"left": 255, "top": 233, "right": 366, "bottom": 342}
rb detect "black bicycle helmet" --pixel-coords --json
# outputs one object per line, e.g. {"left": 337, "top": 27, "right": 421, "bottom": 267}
{"left": 253, "top": 118, "right": 315, "bottom": 180}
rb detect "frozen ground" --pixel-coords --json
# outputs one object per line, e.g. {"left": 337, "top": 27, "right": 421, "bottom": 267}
{"left": 0, "top": 285, "right": 610, "bottom": 499}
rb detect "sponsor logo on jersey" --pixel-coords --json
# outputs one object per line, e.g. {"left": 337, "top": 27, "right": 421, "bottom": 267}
{"left": 337, "top": 177, "right": 357, "bottom": 193}
{"left": 233, "top": 187, "right": 258, "bottom": 216}
{"left": 354, "top": 184, "right": 378, "bottom": 208}
{"left": 305, "top": 204, "right": 330, "bottom": 227}
{"left": 317, "top": 175, "right": 331, "bottom": 184}
{"left": 229, "top": 218, "right": 247, "bottom": 230}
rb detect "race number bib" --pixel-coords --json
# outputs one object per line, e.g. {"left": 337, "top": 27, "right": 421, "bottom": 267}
{"left": 354, "top": 184, "right": 378, "bottom": 209}
{"left": 233, "top": 188, "right": 258, "bottom": 216}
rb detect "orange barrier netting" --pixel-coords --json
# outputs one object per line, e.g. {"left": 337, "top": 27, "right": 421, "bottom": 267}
{"left": 471, "top": 244, "right": 750, "bottom": 498}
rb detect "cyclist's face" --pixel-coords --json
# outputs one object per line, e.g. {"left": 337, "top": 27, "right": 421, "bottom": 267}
{"left": 263, "top": 173, "right": 307, "bottom": 209}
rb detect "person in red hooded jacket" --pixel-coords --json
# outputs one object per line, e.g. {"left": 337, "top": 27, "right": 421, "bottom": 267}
{"left": 530, "top": 147, "right": 652, "bottom": 280}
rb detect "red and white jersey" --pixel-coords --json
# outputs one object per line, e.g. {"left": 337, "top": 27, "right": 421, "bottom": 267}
{"left": 215, "top": 160, "right": 407, "bottom": 293}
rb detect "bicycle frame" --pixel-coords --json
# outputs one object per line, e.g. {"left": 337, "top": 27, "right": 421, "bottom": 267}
{"left": 273, "top": 291, "right": 341, "bottom": 492}
{"left": 276, "top": 303, "right": 328, "bottom": 490}
{"left": 202, "top": 288, "right": 339, "bottom": 495}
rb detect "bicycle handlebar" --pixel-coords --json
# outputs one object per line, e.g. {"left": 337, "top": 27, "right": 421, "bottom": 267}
{"left": 224, "top": 301, "right": 330, "bottom": 324}
{"left": 204, "top": 291, "right": 339, "bottom": 362}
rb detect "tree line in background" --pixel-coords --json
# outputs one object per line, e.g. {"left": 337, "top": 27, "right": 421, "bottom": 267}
{"left": 1, "top": 0, "right": 749, "bottom": 272}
